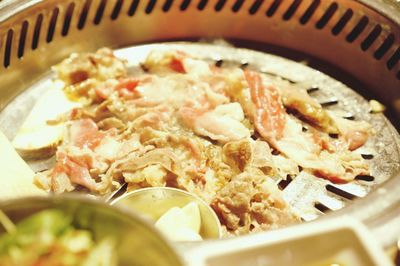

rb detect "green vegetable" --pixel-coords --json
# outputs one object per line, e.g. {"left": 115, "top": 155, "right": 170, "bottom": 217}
{"left": 0, "top": 209, "right": 117, "bottom": 266}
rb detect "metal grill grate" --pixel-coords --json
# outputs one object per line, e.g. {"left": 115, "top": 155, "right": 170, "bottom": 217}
{"left": 0, "top": 0, "right": 399, "bottom": 246}
{"left": 0, "top": 42, "right": 398, "bottom": 227}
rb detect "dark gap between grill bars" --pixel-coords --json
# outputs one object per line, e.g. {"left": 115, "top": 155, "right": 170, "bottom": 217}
{"left": 18, "top": 21, "right": 29, "bottom": 58}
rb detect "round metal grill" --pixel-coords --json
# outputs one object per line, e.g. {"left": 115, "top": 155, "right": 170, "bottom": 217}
{"left": 0, "top": 0, "right": 399, "bottom": 247}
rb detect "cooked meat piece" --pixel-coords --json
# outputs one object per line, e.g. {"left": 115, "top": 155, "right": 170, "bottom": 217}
{"left": 222, "top": 139, "right": 274, "bottom": 173}
{"left": 143, "top": 50, "right": 213, "bottom": 76}
{"left": 119, "top": 148, "right": 179, "bottom": 174}
{"left": 222, "top": 139, "right": 253, "bottom": 172}
{"left": 211, "top": 171, "right": 299, "bottom": 235}
{"left": 244, "top": 70, "right": 286, "bottom": 146}
{"left": 54, "top": 48, "right": 127, "bottom": 85}
{"left": 280, "top": 85, "right": 338, "bottom": 134}
{"left": 30, "top": 48, "right": 373, "bottom": 237}
{"left": 123, "top": 164, "right": 168, "bottom": 187}
{"left": 182, "top": 103, "right": 250, "bottom": 143}
{"left": 328, "top": 111, "right": 372, "bottom": 151}
{"left": 97, "top": 117, "right": 126, "bottom": 131}
{"left": 243, "top": 71, "right": 370, "bottom": 183}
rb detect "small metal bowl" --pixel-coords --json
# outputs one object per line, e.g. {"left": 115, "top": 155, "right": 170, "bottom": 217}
{"left": 111, "top": 187, "right": 221, "bottom": 240}
{"left": 0, "top": 195, "right": 183, "bottom": 266}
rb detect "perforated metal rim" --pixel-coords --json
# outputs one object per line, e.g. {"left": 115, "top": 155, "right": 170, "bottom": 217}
{"left": 0, "top": 0, "right": 397, "bottom": 123}
{"left": 0, "top": 1, "right": 398, "bottom": 74}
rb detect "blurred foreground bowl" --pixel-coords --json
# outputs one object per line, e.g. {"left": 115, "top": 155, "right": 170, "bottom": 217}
{"left": 0, "top": 195, "right": 183, "bottom": 266}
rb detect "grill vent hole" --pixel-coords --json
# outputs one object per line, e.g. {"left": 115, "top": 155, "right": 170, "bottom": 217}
{"left": 387, "top": 47, "right": 400, "bottom": 70}
{"left": 329, "top": 133, "right": 339, "bottom": 139}
{"left": 326, "top": 184, "right": 356, "bottom": 200}
{"left": 249, "top": 0, "right": 263, "bottom": 15}
{"left": 128, "top": 0, "right": 140, "bottom": 15}
{"left": 266, "top": 0, "right": 282, "bottom": 17}
{"left": 355, "top": 175, "right": 374, "bottom": 181}
{"left": 18, "top": 21, "right": 29, "bottom": 58}
{"left": 94, "top": 0, "right": 107, "bottom": 24}
{"left": 343, "top": 114, "right": 355, "bottom": 120}
{"left": 232, "top": 0, "right": 244, "bottom": 12}
{"left": 240, "top": 62, "right": 249, "bottom": 68}
{"left": 215, "top": 0, "right": 227, "bottom": 11}
{"left": 320, "top": 99, "right": 338, "bottom": 107}
{"left": 314, "top": 202, "right": 330, "bottom": 213}
{"left": 198, "top": 0, "right": 208, "bottom": 10}
{"left": 278, "top": 175, "right": 293, "bottom": 190}
{"left": 32, "top": 14, "right": 43, "bottom": 50}
{"left": 109, "top": 183, "right": 128, "bottom": 201}
{"left": 4, "top": 29, "right": 13, "bottom": 68}
{"left": 111, "top": 0, "right": 124, "bottom": 20}
{"left": 374, "top": 33, "right": 395, "bottom": 60}
{"left": 346, "top": 15, "right": 368, "bottom": 43}
{"left": 361, "top": 154, "right": 373, "bottom": 160}
{"left": 215, "top": 59, "right": 224, "bottom": 67}
{"left": 283, "top": 0, "right": 301, "bottom": 21}
{"left": 331, "top": 8, "right": 353, "bottom": 35}
{"left": 78, "top": 0, "right": 92, "bottom": 29}
{"left": 62, "top": 3, "right": 75, "bottom": 36}
{"left": 307, "top": 86, "right": 319, "bottom": 93}
{"left": 180, "top": 0, "right": 191, "bottom": 11}
{"left": 146, "top": 0, "right": 157, "bottom": 14}
{"left": 299, "top": 0, "right": 320, "bottom": 25}
{"left": 360, "top": 24, "right": 382, "bottom": 51}
{"left": 47, "top": 8, "right": 59, "bottom": 42}
{"left": 271, "top": 149, "right": 280, "bottom": 155}
{"left": 316, "top": 2, "right": 338, "bottom": 29}
{"left": 163, "top": 0, "right": 173, "bottom": 12}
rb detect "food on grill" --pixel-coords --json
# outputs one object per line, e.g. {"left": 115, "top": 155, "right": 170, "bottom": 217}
{"left": 155, "top": 202, "right": 202, "bottom": 241}
{"left": 279, "top": 82, "right": 338, "bottom": 134}
{"left": 17, "top": 48, "right": 373, "bottom": 235}
{"left": 369, "top": 99, "right": 386, "bottom": 113}
{"left": 12, "top": 81, "right": 82, "bottom": 160}
{"left": 238, "top": 71, "right": 370, "bottom": 183}
{"left": 0, "top": 130, "right": 45, "bottom": 199}
{"left": 0, "top": 209, "right": 117, "bottom": 266}
{"left": 211, "top": 171, "right": 298, "bottom": 234}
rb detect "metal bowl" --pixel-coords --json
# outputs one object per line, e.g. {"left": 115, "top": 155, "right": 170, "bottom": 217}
{"left": 0, "top": 195, "right": 184, "bottom": 266}
{"left": 111, "top": 187, "right": 222, "bottom": 240}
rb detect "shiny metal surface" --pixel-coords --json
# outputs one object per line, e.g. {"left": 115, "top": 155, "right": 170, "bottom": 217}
{"left": 0, "top": 0, "right": 399, "bottom": 248}
{"left": 0, "top": 195, "right": 183, "bottom": 266}
{"left": 0, "top": 0, "right": 398, "bottom": 118}
{"left": 112, "top": 187, "right": 222, "bottom": 240}
{"left": 186, "top": 217, "right": 393, "bottom": 266}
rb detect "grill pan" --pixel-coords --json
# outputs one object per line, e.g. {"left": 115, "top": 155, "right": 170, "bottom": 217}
{"left": 0, "top": 0, "right": 399, "bottom": 248}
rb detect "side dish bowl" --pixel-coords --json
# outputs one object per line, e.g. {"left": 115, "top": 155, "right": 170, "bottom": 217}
{"left": 0, "top": 195, "right": 183, "bottom": 266}
{"left": 111, "top": 187, "right": 222, "bottom": 240}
